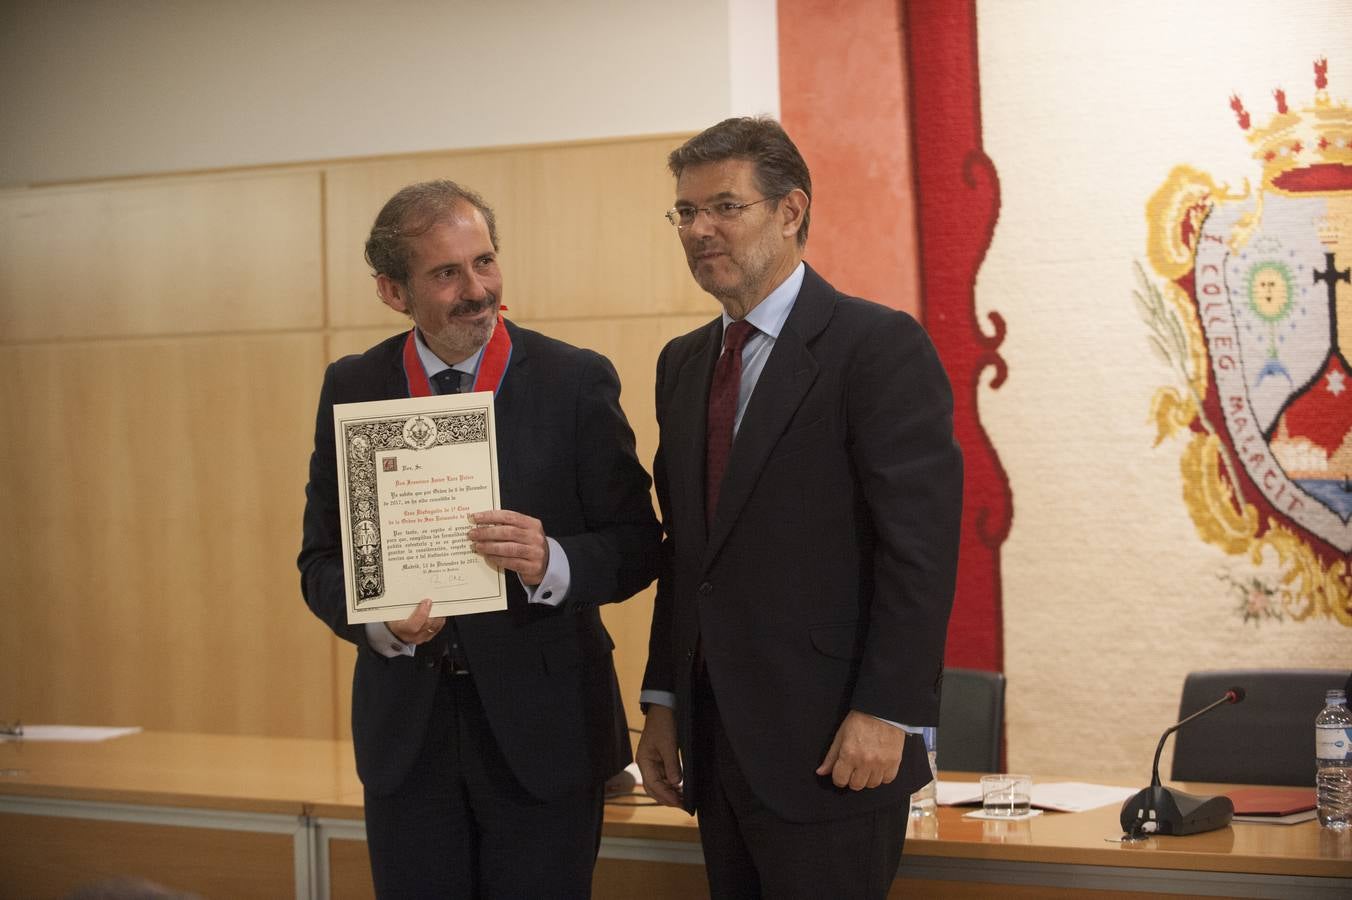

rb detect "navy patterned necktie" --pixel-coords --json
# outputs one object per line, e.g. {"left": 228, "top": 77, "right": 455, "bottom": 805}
{"left": 431, "top": 368, "right": 472, "bottom": 394}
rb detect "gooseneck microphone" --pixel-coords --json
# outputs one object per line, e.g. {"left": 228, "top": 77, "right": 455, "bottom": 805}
{"left": 1120, "top": 686, "right": 1246, "bottom": 838}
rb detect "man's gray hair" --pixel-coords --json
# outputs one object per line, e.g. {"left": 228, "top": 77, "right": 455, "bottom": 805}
{"left": 364, "top": 180, "right": 499, "bottom": 282}
{"left": 668, "top": 117, "right": 812, "bottom": 246}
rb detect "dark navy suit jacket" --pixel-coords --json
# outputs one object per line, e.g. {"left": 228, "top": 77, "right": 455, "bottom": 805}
{"left": 643, "top": 265, "right": 963, "bottom": 822}
{"left": 300, "top": 321, "right": 660, "bottom": 799}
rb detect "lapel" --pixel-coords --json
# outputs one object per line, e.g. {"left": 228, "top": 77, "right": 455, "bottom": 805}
{"left": 485, "top": 322, "right": 528, "bottom": 493}
{"left": 386, "top": 330, "right": 416, "bottom": 398}
{"left": 702, "top": 265, "right": 835, "bottom": 568}
{"left": 666, "top": 319, "right": 723, "bottom": 545}
{"left": 491, "top": 319, "right": 526, "bottom": 432}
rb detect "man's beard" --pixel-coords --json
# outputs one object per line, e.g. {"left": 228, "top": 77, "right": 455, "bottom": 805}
{"left": 689, "top": 233, "right": 779, "bottom": 313}
{"left": 419, "top": 292, "right": 499, "bottom": 363}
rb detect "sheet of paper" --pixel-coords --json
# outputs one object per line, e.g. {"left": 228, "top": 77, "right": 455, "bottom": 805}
{"left": 936, "top": 780, "right": 983, "bottom": 806}
{"left": 1027, "top": 782, "right": 1138, "bottom": 812}
{"left": 334, "top": 392, "right": 507, "bottom": 624}
{"left": 0, "top": 725, "right": 141, "bottom": 742}
{"left": 937, "top": 779, "right": 1137, "bottom": 812}
{"left": 962, "top": 808, "right": 1044, "bottom": 821}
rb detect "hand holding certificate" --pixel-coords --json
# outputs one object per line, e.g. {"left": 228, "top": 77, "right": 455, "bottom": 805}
{"left": 334, "top": 392, "right": 508, "bottom": 623}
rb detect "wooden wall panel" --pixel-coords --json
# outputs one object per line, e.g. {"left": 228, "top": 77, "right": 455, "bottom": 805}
{"left": 322, "top": 136, "right": 708, "bottom": 328}
{"left": 491, "top": 314, "right": 713, "bottom": 728}
{"left": 326, "top": 834, "right": 717, "bottom": 900}
{"left": 326, "top": 326, "right": 408, "bottom": 363}
{"left": 329, "top": 837, "right": 377, "bottom": 900}
{"left": 524, "top": 313, "right": 714, "bottom": 461}
{"left": 503, "top": 139, "right": 709, "bottom": 320}
{"left": 0, "top": 171, "right": 323, "bottom": 341}
{"left": 323, "top": 151, "right": 524, "bottom": 329}
{"left": 0, "top": 334, "right": 336, "bottom": 738}
{"left": 0, "top": 134, "right": 702, "bottom": 746}
{"left": 0, "top": 813, "right": 297, "bottom": 900}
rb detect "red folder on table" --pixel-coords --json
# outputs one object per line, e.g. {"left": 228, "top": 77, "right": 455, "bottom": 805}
{"left": 1224, "top": 787, "right": 1316, "bottom": 816}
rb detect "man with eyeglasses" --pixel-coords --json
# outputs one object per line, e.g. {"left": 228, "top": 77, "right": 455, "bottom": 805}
{"left": 299, "top": 180, "right": 660, "bottom": 898}
{"left": 636, "top": 118, "right": 963, "bottom": 898}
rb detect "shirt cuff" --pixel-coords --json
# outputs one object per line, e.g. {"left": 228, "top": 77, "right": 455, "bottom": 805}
{"left": 365, "top": 621, "right": 413, "bottom": 658}
{"left": 639, "top": 689, "right": 676, "bottom": 710}
{"left": 874, "top": 717, "right": 921, "bottom": 734}
{"left": 521, "top": 536, "right": 569, "bottom": 606}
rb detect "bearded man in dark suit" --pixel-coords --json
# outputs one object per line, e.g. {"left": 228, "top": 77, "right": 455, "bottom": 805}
{"left": 636, "top": 118, "right": 963, "bottom": 899}
{"left": 299, "top": 180, "right": 659, "bottom": 899}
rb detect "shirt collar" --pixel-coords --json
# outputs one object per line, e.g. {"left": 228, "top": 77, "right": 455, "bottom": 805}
{"left": 413, "top": 328, "right": 485, "bottom": 378}
{"left": 722, "top": 262, "right": 805, "bottom": 339}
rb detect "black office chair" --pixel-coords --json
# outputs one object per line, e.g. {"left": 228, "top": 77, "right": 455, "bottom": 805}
{"left": 1170, "top": 669, "right": 1350, "bottom": 786}
{"left": 936, "top": 667, "right": 1005, "bottom": 772}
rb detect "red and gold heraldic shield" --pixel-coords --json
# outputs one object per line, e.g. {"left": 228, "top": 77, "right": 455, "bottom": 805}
{"left": 1142, "top": 60, "right": 1351, "bottom": 625}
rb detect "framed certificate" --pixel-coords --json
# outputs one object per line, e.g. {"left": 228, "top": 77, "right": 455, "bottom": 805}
{"left": 333, "top": 392, "right": 507, "bottom": 624}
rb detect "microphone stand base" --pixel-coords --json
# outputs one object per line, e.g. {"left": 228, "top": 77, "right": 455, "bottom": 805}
{"left": 1120, "top": 785, "right": 1234, "bottom": 837}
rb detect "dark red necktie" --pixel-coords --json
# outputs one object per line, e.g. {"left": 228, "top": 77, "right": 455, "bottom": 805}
{"left": 706, "top": 320, "right": 755, "bottom": 526}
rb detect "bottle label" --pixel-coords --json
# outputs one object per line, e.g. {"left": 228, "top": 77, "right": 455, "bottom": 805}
{"left": 1316, "top": 726, "right": 1352, "bottom": 759}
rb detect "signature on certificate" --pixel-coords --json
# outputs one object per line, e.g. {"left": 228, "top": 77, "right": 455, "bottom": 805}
{"left": 429, "top": 571, "right": 468, "bottom": 586}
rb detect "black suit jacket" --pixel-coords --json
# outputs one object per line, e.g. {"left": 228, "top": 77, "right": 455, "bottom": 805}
{"left": 300, "top": 322, "right": 660, "bottom": 799}
{"left": 643, "top": 265, "right": 963, "bottom": 822}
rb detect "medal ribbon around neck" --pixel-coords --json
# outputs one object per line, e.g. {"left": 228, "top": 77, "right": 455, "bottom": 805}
{"left": 401, "top": 314, "right": 513, "bottom": 398}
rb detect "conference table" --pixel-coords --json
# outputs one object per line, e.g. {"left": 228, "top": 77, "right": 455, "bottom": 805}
{"left": 1, "top": 731, "right": 1348, "bottom": 899}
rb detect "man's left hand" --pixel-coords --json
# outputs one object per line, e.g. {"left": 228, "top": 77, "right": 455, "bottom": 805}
{"left": 467, "top": 509, "right": 549, "bottom": 585}
{"left": 814, "top": 710, "right": 906, "bottom": 791}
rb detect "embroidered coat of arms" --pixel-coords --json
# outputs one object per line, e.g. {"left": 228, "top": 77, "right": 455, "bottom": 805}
{"left": 1141, "top": 59, "right": 1351, "bottom": 625}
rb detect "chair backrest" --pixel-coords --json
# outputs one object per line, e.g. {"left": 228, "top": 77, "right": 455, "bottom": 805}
{"left": 1170, "top": 669, "right": 1350, "bottom": 786}
{"left": 936, "top": 667, "right": 1005, "bottom": 773}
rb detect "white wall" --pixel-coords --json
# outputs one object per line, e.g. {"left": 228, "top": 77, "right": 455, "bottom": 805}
{"left": 0, "top": 0, "right": 780, "bottom": 186}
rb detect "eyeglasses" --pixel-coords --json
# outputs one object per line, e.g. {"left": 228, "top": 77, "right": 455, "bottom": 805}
{"left": 665, "top": 195, "right": 783, "bottom": 229}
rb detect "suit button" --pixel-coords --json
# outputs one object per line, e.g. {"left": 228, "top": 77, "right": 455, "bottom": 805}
{"left": 698, "top": 582, "right": 712, "bottom": 596}
{"left": 686, "top": 648, "right": 695, "bottom": 660}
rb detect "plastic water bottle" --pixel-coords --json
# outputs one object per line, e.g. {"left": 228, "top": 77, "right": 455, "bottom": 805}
{"left": 909, "top": 726, "right": 938, "bottom": 817}
{"left": 1316, "top": 689, "right": 1352, "bottom": 830}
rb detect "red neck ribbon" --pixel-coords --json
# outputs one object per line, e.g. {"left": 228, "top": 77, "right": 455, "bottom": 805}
{"left": 401, "top": 314, "right": 513, "bottom": 398}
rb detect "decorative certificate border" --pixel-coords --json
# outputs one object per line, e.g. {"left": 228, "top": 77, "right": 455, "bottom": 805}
{"left": 341, "top": 409, "right": 489, "bottom": 605}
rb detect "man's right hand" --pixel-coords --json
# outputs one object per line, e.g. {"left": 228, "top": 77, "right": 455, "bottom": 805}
{"left": 636, "top": 704, "right": 684, "bottom": 808}
{"left": 386, "top": 598, "right": 446, "bottom": 645}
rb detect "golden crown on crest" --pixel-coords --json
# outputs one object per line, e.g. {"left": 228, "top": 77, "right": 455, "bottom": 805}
{"left": 1229, "top": 58, "right": 1352, "bottom": 190}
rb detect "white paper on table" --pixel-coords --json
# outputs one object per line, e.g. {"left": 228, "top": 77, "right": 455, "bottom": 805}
{"left": 936, "top": 780, "right": 983, "bottom": 806}
{"left": 1027, "top": 782, "right": 1138, "bottom": 812}
{"left": 0, "top": 725, "right": 141, "bottom": 742}
{"left": 962, "top": 808, "right": 1044, "bottom": 821}
{"left": 937, "top": 779, "right": 1136, "bottom": 812}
